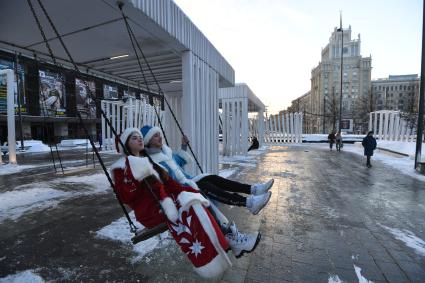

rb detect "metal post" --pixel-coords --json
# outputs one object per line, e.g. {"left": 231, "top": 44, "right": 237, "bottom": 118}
{"left": 338, "top": 23, "right": 344, "bottom": 133}
{"left": 14, "top": 53, "right": 24, "bottom": 150}
{"left": 415, "top": 0, "right": 425, "bottom": 170}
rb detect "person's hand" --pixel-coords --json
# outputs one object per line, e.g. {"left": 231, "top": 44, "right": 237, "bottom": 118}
{"left": 181, "top": 135, "right": 189, "bottom": 146}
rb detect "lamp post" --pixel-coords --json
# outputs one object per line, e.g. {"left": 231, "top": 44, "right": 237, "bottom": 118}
{"left": 415, "top": 0, "right": 425, "bottom": 171}
{"left": 337, "top": 23, "right": 343, "bottom": 133}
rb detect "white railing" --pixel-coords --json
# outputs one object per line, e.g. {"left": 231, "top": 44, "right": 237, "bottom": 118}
{"left": 101, "top": 98, "right": 164, "bottom": 151}
{"left": 264, "top": 113, "right": 303, "bottom": 144}
{"left": 369, "top": 110, "right": 420, "bottom": 142}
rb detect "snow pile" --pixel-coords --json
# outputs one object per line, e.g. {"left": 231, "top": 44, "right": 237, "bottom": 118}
{"left": 0, "top": 187, "right": 72, "bottom": 222}
{"left": 303, "top": 134, "right": 364, "bottom": 142}
{"left": 0, "top": 173, "right": 110, "bottom": 222}
{"left": 219, "top": 154, "right": 257, "bottom": 168}
{"left": 59, "top": 139, "right": 89, "bottom": 147}
{"left": 0, "top": 164, "right": 39, "bottom": 175}
{"left": 328, "top": 274, "right": 344, "bottom": 283}
{"left": 375, "top": 140, "right": 424, "bottom": 158}
{"left": 21, "top": 140, "right": 51, "bottom": 152}
{"left": 353, "top": 265, "right": 374, "bottom": 283}
{"left": 381, "top": 225, "right": 425, "bottom": 256}
{"left": 0, "top": 270, "right": 45, "bottom": 283}
{"left": 52, "top": 173, "right": 109, "bottom": 194}
{"left": 96, "top": 212, "right": 172, "bottom": 262}
{"left": 218, "top": 169, "right": 237, "bottom": 178}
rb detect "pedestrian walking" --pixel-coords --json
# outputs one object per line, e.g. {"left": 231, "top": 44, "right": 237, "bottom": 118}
{"left": 328, "top": 132, "right": 336, "bottom": 151}
{"left": 335, "top": 132, "right": 343, "bottom": 152}
{"left": 362, "top": 131, "right": 377, "bottom": 168}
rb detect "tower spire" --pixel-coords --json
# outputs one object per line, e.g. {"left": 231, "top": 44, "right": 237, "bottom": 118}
{"left": 340, "top": 11, "right": 342, "bottom": 29}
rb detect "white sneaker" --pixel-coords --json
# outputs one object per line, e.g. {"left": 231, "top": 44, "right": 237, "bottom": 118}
{"left": 247, "top": 192, "right": 272, "bottom": 215}
{"left": 251, "top": 179, "right": 274, "bottom": 195}
{"left": 225, "top": 222, "right": 261, "bottom": 258}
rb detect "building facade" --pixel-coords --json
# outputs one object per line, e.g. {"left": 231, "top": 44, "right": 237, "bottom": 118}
{"left": 0, "top": 50, "right": 161, "bottom": 145}
{"left": 310, "top": 25, "right": 372, "bottom": 134}
{"left": 286, "top": 91, "right": 312, "bottom": 133}
{"left": 371, "top": 74, "right": 420, "bottom": 112}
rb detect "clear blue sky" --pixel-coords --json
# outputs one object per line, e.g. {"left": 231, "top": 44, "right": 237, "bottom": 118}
{"left": 173, "top": 0, "right": 423, "bottom": 114}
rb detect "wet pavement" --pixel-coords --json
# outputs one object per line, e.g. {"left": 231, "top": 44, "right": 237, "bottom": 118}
{"left": 1, "top": 144, "right": 425, "bottom": 282}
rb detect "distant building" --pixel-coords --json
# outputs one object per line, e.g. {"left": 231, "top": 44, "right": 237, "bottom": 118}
{"left": 310, "top": 25, "right": 372, "bottom": 134}
{"left": 371, "top": 74, "right": 420, "bottom": 112}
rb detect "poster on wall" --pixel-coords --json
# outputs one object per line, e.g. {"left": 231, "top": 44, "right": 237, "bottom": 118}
{"left": 103, "top": 84, "right": 118, "bottom": 99}
{"left": 75, "top": 78, "right": 96, "bottom": 118}
{"left": 39, "top": 70, "right": 66, "bottom": 117}
{"left": 0, "top": 59, "right": 26, "bottom": 114}
{"left": 340, "top": 119, "right": 353, "bottom": 132}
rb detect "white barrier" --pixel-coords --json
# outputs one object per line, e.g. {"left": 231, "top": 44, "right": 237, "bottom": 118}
{"left": 263, "top": 112, "right": 303, "bottom": 144}
{"left": 369, "top": 110, "right": 420, "bottom": 142}
{"left": 101, "top": 98, "right": 164, "bottom": 151}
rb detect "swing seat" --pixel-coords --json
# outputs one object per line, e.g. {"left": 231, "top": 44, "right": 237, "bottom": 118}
{"left": 131, "top": 223, "right": 168, "bottom": 244}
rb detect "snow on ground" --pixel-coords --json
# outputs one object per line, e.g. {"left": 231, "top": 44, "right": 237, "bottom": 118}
{"left": 96, "top": 212, "right": 172, "bottom": 263}
{"left": 353, "top": 264, "right": 374, "bottom": 283}
{"left": 218, "top": 168, "right": 237, "bottom": 178}
{"left": 303, "top": 134, "right": 364, "bottom": 142}
{"left": 328, "top": 274, "right": 344, "bottom": 283}
{"left": 376, "top": 140, "right": 424, "bottom": 158}
{"left": 380, "top": 224, "right": 425, "bottom": 256}
{"left": 0, "top": 187, "right": 72, "bottom": 222}
{"left": 219, "top": 146, "right": 267, "bottom": 168}
{"left": 0, "top": 164, "right": 40, "bottom": 175}
{"left": 341, "top": 143, "right": 425, "bottom": 182}
{"left": 0, "top": 270, "right": 45, "bottom": 283}
{"left": 0, "top": 173, "right": 109, "bottom": 223}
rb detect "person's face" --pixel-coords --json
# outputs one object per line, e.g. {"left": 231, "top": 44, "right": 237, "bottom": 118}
{"left": 127, "top": 133, "right": 144, "bottom": 154}
{"left": 148, "top": 132, "right": 163, "bottom": 148}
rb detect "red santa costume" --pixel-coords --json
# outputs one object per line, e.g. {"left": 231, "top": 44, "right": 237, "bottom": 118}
{"left": 110, "top": 128, "right": 232, "bottom": 278}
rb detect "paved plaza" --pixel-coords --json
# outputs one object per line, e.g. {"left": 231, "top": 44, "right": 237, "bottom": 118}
{"left": 1, "top": 144, "right": 425, "bottom": 282}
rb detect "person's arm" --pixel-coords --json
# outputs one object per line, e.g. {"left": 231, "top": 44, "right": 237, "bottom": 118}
{"left": 181, "top": 135, "right": 189, "bottom": 151}
{"left": 111, "top": 168, "right": 142, "bottom": 204}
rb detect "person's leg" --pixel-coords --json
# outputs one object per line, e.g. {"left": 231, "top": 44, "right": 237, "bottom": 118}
{"left": 199, "top": 175, "right": 251, "bottom": 194}
{"left": 366, "top": 155, "right": 371, "bottom": 167}
{"left": 197, "top": 180, "right": 271, "bottom": 215}
{"left": 197, "top": 181, "right": 247, "bottom": 206}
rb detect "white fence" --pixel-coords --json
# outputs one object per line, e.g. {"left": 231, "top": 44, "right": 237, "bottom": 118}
{"left": 101, "top": 98, "right": 164, "bottom": 151}
{"left": 264, "top": 113, "right": 303, "bottom": 143}
{"left": 369, "top": 110, "right": 420, "bottom": 142}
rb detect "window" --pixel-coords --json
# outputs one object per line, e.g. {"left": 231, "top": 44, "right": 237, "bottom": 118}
{"left": 390, "top": 86, "right": 393, "bottom": 91}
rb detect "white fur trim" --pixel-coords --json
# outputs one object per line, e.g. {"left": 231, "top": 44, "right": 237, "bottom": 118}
{"left": 191, "top": 173, "right": 213, "bottom": 183}
{"left": 127, "top": 156, "right": 159, "bottom": 180}
{"left": 109, "top": 157, "right": 126, "bottom": 182}
{"left": 177, "top": 191, "right": 210, "bottom": 211}
{"left": 119, "top": 128, "right": 142, "bottom": 155}
{"left": 208, "top": 202, "right": 229, "bottom": 227}
{"left": 175, "top": 149, "right": 193, "bottom": 166}
{"left": 144, "top": 126, "right": 162, "bottom": 146}
{"left": 192, "top": 203, "right": 232, "bottom": 278}
{"left": 160, "top": 197, "right": 179, "bottom": 223}
{"left": 193, "top": 248, "right": 232, "bottom": 278}
{"left": 149, "top": 147, "right": 199, "bottom": 190}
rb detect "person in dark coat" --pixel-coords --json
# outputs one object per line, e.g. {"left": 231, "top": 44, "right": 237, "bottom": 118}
{"left": 328, "top": 132, "right": 336, "bottom": 150}
{"left": 362, "top": 131, "right": 377, "bottom": 168}
{"left": 248, "top": 136, "right": 259, "bottom": 152}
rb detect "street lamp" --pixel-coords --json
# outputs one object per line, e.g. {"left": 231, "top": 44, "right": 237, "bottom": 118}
{"left": 415, "top": 1, "right": 425, "bottom": 171}
{"left": 337, "top": 24, "right": 343, "bottom": 133}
